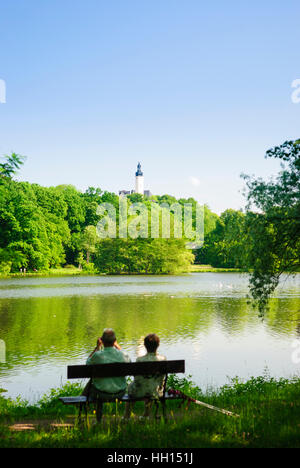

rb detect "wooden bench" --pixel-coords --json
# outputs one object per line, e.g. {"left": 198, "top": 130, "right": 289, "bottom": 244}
{"left": 59, "top": 360, "right": 185, "bottom": 422}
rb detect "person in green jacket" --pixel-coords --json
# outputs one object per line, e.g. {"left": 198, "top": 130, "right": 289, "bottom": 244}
{"left": 83, "top": 328, "right": 131, "bottom": 400}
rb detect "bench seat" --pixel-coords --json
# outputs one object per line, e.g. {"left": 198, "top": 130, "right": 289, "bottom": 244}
{"left": 59, "top": 391, "right": 182, "bottom": 405}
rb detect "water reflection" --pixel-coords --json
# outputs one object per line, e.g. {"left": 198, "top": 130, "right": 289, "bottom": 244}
{"left": 0, "top": 273, "right": 299, "bottom": 400}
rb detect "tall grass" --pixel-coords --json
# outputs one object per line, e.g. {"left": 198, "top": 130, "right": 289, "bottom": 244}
{"left": 1, "top": 375, "right": 300, "bottom": 448}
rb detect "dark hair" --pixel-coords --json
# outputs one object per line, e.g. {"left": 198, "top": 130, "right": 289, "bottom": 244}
{"left": 101, "top": 328, "right": 116, "bottom": 347}
{"left": 144, "top": 334, "right": 160, "bottom": 353}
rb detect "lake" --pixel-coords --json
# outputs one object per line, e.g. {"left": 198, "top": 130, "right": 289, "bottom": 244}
{"left": 0, "top": 273, "right": 299, "bottom": 402}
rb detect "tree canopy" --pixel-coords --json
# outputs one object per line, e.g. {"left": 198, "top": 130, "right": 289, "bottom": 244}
{"left": 242, "top": 139, "right": 300, "bottom": 313}
{"left": 0, "top": 154, "right": 197, "bottom": 275}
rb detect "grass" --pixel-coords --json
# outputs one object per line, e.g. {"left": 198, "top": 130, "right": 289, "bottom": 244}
{"left": 0, "top": 264, "right": 245, "bottom": 279}
{"left": 1, "top": 375, "right": 300, "bottom": 448}
{"left": 0, "top": 267, "right": 97, "bottom": 279}
{"left": 189, "top": 264, "right": 245, "bottom": 273}
{"left": 1, "top": 264, "right": 297, "bottom": 279}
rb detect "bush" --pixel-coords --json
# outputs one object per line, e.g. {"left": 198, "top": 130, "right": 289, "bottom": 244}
{"left": 81, "top": 261, "right": 96, "bottom": 274}
{"left": 0, "top": 261, "right": 12, "bottom": 275}
{"left": 63, "top": 264, "right": 77, "bottom": 269}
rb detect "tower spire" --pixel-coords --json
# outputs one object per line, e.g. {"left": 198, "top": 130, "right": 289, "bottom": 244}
{"left": 135, "top": 162, "right": 143, "bottom": 177}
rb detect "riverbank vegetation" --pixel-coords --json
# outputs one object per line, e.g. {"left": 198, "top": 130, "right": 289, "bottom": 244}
{"left": 0, "top": 138, "right": 299, "bottom": 312}
{"left": 0, "top": 264, "right": 243, "bottom": 279}
{"left": 1, "top": 375, "right": 300, "bottom": 448}
{"left": 0, "top": 154, "right": 218, "bottom": 276}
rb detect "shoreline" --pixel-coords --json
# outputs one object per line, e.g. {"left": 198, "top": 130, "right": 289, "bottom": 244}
{"left": 2, "top": 264, "right": 298, "bottom": 279}
{"left": 0, "top": 265, "right": 247, "bottom": 280}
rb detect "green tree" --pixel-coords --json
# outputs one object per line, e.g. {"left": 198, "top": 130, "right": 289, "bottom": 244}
{"left": 80, "top": 225, "right": 98, "bottom": 264}
{"left": 197, "top": 209, "right": 246, "bottom": 268}
{"left": 55, "top": 185, "right": 86, "bottom": 264}
{"left": 0, "top": 177, "right": 71, "bottom": 271}
{"left": 81, "top": 187, "right": 103, "bottom": 226}
{"left": 243, "top": 139, "right": 300, "bottom": 313}
{"left": 0, "top": 180, "right": 58, "bottom": 270}
{"left": 0, "top": 153, "right": 25, "bottom": 179}
{"left": 128, "top": 193, "right": 144, "bottom": 203}
{"left": 194, "top": 205, "right": 219, "bottom": 264}
{"left": 94, "top": 238, "right": 194, "bottom": 275}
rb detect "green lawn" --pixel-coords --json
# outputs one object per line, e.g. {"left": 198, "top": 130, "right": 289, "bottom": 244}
{"left": 189, "top": 264, "right": 244, "bottom": 273}
{"left": 0, "top": 264, "right": 245, "bottom": 279}
{"left": 0, "top": 267, "right": 95, "bottom": 279}
{"left": 1, "top": 375, "right": 300, "bottom": 448}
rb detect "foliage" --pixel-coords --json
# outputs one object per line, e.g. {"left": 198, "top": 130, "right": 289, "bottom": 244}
{"left": 37, "top": 382, "right": 83, "bottom": 414}
{"left": 127, "top": 193, "right": 144, "bottom": 203}
{"left": 0, "top": 155, "right": 199, "bottom": 275}
{"left": 94, "top": 238, "right": 194, "bottom": 274}
{"left": 1, "top": 376, "right": 300, "bottom": 448}
{"left": 0, "top": 153, "right": 26, "bottom": 179}
{"left": 0, "top": 260, "right": 12, "bottom": 275}
{"left": 242, "top": 139, "right": 300, "bottom": 313}
{"left": 1, "top": 143, "right": 299, "bottom": 293}
{"left": 79, "top": 225, "right": 98, "bottom": 264}
{"left": 195, "top": 209, "right": 247, "bottom": 268}
{"left": 81, "top": 187, "right": 103, "bottom": 226}
{"left": 0, "top": 178, "right": 70, "bottom": 270}
{"left": 81, "top": 261, "right": 97, "bottom": 274}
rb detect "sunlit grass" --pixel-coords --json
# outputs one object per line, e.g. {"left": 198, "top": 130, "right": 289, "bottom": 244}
{"left": 0, "top": 264, "right": 246, "bottom": 279}
{"left": 0, "top": 267, "right": 95, "bottom": 279}
{"left": 1, "top": 374, "right": 300, "bottom": 447}
{"left": 189, "top": 264, "right": 245, "bottom": 273}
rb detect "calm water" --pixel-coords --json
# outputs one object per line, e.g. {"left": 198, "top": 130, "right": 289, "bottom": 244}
{"left": 0, "top": 273, "right": 299, "bottom": 402}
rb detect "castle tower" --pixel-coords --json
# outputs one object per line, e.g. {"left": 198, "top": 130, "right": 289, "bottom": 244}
{"left": 135, "top": 162, "right": 144, "bottom": 194}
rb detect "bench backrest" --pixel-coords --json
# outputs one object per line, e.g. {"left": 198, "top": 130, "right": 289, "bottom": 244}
{"left": 67, "top": 360, "right": 185, "bottom": 379}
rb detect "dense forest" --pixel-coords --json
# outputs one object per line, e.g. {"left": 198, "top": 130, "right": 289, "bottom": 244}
{"left": 0, "top": 174, "right": 219, "bottom": 275}
{"left": 0, "top": 154, "right": 213, "bottom": 275}
{"left": 0, "top": 139, "right": 299, "bottom": 312}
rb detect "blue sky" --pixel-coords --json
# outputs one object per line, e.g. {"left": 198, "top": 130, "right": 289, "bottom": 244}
{"left": 0, "top": 0, "right": 299, "bottom": 214}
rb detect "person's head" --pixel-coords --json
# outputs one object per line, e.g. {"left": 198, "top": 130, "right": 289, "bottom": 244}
{"left": 144, "top": 333, "right": 160, "bottom": 353}
{"left": 101, "top": 328, "right": 117, "bottom": 347}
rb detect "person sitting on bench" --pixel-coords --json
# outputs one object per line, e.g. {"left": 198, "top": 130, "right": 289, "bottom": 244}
{"left": 82, "top": 328, "right": 131, "bottom": 400}
{"left": 125, "top": 333, "right": 166, "bottom": 418}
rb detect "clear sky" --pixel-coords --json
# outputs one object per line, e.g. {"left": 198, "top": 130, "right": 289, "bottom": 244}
{"left": 0, "top": 0, "right": 300, "bottom": 214}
